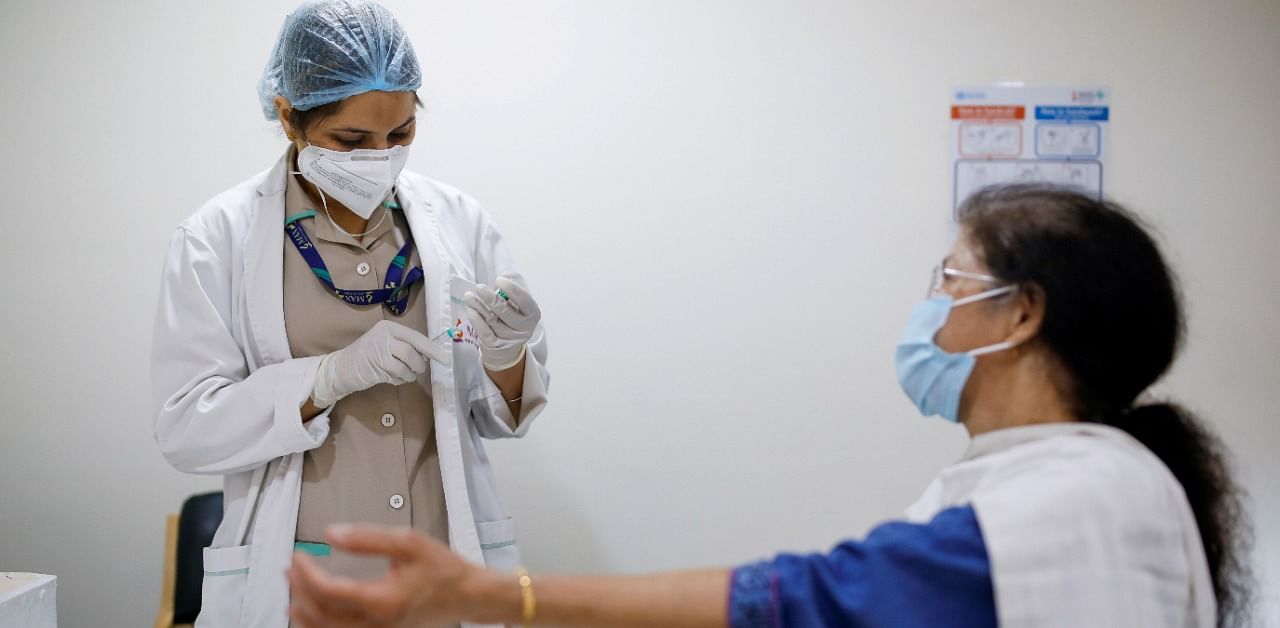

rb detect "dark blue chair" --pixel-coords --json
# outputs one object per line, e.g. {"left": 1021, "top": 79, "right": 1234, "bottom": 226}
{"left": 155, "top": 491, "right": 223, "bottom": 628}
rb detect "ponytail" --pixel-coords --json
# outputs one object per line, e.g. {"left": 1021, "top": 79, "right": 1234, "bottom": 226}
{"left": 1105, "top": 403, "right": 1253, "bottom": 627}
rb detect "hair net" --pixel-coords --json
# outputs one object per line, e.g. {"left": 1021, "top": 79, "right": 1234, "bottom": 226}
{"left": 258, "top": 0, "right": 421, "bottom": 120}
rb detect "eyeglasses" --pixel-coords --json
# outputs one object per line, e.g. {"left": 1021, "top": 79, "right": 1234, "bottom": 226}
{"left": 928, "top": 261, "right": 1004, "bottom": 297}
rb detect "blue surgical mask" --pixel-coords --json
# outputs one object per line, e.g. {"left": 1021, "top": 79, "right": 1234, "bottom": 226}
{"left": 895, "top": 287, "right": 1018, "bottom": 423}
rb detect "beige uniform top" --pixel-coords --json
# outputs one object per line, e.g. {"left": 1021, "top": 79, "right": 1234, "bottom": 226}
{"left": 283, "top": 166, "right": 448, "bottom": 580}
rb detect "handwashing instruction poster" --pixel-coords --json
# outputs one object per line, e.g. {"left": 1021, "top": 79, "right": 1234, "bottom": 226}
{"left": 950, "top": 85, "right": 1110, "bottom": 217}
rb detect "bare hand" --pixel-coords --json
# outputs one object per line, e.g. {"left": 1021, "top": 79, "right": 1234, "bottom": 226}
{"left": 287, "top": 524, "right": 489, "bottom": 627}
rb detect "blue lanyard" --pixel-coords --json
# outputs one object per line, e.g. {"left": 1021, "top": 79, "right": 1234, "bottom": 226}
{"left": 284, "top": 209, "right": 424, "bottom": 316}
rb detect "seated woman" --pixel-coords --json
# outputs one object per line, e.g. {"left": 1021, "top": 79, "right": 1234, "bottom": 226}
{"left": 286, "top": 184, "right": 1251, "bottom": 628}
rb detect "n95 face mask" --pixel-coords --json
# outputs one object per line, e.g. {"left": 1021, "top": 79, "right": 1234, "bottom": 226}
{"left": 296, "top": 144, "right": 410, "bottom": 219}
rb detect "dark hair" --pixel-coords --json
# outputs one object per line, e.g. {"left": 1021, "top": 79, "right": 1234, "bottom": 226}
{"left": 958, "top": 184, "right": 1252, "bottom": 626}
{"left": 287, "top": 94, "right": 424, "bottom": 139}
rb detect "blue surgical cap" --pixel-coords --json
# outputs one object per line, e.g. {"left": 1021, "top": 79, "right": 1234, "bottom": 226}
{"left": 258, "top": 0, "right": 421, "bottom": 120}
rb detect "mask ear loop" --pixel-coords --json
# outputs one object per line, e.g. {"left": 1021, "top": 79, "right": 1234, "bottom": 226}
{"left": 291, "top": 142, "right": 390, "bottom": 239}
{"left": 951, "top": 284, "right": 1023, "bottom": 356}
{"left": 968, "top": 340, "right": 1017, "bottom": 357}
{"left": 953, "top": 284, "right": 1017, "bottom": 307}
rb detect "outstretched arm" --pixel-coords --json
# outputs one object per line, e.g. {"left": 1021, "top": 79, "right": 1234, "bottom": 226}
{"left": 288, "top": 506, "right": 994, "bottom": 628}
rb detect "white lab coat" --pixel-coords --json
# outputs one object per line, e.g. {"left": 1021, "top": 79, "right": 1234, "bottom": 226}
{"left": 151, "top": 152, "right": 549, "bottom": 628}
{"left": 905, "top": 422, "right": 1215, "bottom": 628}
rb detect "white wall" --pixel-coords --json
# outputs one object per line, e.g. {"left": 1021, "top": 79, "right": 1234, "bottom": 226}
{"left": 1, "top": 0, "right": 1276, "bottom": 625}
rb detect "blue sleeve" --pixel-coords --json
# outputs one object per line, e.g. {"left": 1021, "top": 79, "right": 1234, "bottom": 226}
{"left": 727, "top": 505, "right": 995, "bottom": 628}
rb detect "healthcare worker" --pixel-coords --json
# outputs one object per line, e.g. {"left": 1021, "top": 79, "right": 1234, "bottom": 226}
{"left": 286, "top": 185, "right": 1252, "bottom": 628}
{"left": 150, "top": 1, "right": 550, "bottom": 626}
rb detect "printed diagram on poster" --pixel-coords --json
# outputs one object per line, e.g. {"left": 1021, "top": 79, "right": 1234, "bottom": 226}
{"left": 951, "top": 85, "right": 1109, "bottom": 217}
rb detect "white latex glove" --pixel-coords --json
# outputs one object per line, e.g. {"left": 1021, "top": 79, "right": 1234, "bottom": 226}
{"left": 312, "top": 320, "right": 452, "bottom": 408}
{"left": 463, "top": 272, "right": 541, "bottom": 371}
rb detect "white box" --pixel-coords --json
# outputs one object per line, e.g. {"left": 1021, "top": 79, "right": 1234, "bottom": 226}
{"left": 0, "top": 573, "right": 57, "bottom": 628}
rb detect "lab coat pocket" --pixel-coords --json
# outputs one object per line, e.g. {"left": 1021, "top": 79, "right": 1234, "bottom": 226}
{"left": 196, "top": 544, "right": 253, "bottom": 627}
{"left": 476, "top": 517, "right": 520, "bottom": 571}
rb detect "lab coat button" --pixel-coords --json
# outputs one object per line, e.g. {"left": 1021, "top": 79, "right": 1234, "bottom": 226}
{"left": 389, "top": 494, "right": 405, "bottom": 509}
{"left": 381, "top": 413, "right": 396, "bottom": 427}
{"left": 356, "top": 262, "right": 371, "bottom": 276}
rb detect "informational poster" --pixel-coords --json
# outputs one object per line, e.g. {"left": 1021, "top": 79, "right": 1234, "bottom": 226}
{"left": 950, "top": 85, "right": 1109, "bottom": 217}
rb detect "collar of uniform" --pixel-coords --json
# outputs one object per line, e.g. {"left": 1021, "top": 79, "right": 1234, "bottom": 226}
{"left": 961, "top": 421, "right": 1103, "bottom": 462}
{"left": 283, "top": 145, "right": 397, "bottom": 249}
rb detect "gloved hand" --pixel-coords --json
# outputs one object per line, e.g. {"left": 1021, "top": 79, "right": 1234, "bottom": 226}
{"left": 312, "top": 320, "right": 452, "bottom": 408}
{"left": 464, "top": 272, "right": 541, "bottom": 371}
